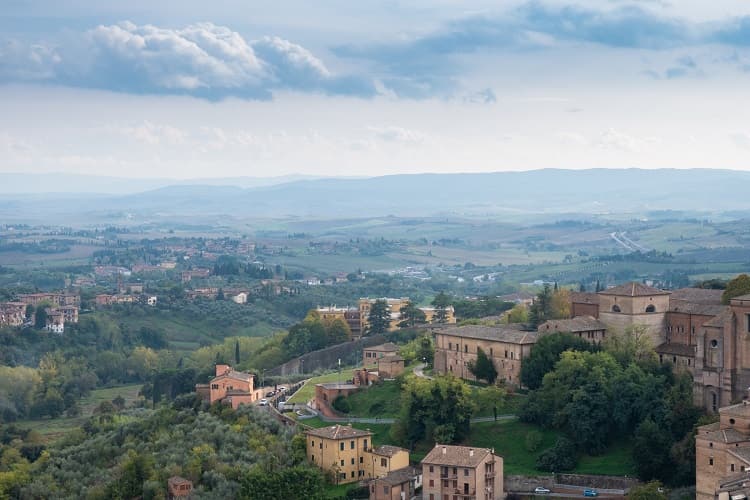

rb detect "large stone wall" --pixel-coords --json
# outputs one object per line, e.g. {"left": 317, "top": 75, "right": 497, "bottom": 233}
{"left": 267, "top": 335, "right": 388, "bottom": 376}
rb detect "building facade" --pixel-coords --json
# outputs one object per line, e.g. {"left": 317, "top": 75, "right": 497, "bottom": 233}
{"left": 195, "top": 364, "right": 255, "bottom": 409}
{"left": 305, "top": 425, "right": 409, "bottom": 484}
{"left": 433, "top": 324, "right": 537, "bottom": 387}
{"left": 421, "top": 444, "right": 503, "bottom": 500}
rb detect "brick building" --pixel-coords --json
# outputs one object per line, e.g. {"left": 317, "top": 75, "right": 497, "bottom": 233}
{"left": 433, "top": 324, "right": 537, "bottom": 387}
{"left": 195, "top": 364, "right": 255, "bottom": 409}
{"left": 537, "top": 316, "right": 607, "bottom": 344}
{"left": 0, "top": 302, "right": 27, "bottom": 327}
{"left": 369, "top": 466, "right": 421, "bottom": 500}
{"left": 421, "top": 444, "right": 503, "bottom": 500}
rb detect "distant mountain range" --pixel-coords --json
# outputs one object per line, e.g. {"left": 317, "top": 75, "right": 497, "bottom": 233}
{"left": 2, "top": 169, "right": 750, "bottom": 221}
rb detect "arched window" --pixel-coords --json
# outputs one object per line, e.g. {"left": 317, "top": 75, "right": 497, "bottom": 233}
{"left": 611, "top": 304, "right": 621, "bottom": 313}
{"left": 645, "top": 304, "right": 656, "bottom": 313}
{"left": 710, "top": 339, "right": 719, "bottom": 349}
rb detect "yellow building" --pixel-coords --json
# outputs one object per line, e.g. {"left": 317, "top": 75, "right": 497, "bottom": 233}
{"left": 305, "top": 425, "right": 409, "bottom": 484}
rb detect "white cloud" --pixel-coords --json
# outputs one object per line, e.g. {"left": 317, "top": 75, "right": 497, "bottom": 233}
{"left": 368, "top": 126, "right": 428, "bottom": 144}
{"left": 114, "top": 121, "right": 188, "bottom": 146}
{"left": 595, "top": 128, "right": 658, "bottom": 152}
{"left": 730, "top": 132, "right": 750, "bottom": 150}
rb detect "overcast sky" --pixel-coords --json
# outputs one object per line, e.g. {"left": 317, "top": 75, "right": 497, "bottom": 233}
{"left": 2, "top": 0, "right": 750, "bottom": 178}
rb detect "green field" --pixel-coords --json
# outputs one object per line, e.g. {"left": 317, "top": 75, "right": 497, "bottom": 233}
{"left": 287, "top": 370, "right": 358, "bottom": 404}
{"left": 344, "top": 380, "right": 402, "bottom": 418}
{"left": 466, "top": 420, "right": 636, "bottom": 476}
{"left": 16, "top": 384, "right": 143, "bottom": 442}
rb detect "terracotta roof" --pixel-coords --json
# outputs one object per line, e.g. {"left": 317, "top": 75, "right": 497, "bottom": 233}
{"left": 732, "top": 294, "right": 750, "bottom": 302}
{"left": 538, "top": 316, "right": 606, "bottom": 334}
{"left": 570, "top": 292, "right": 600, "bottom": 304}
{"left": 669, "top": 288, "right": 723, "bottom": 304}
{"left": 699, "top": 427, "right": 749, "bottom": 444}
{"left": 379, "top": 355, "right": 405, "bottom": 363}
{"left": 305, "top": 424, "right": 373, "bottom": 440}
{"left": 668, "top": 300, "right": 727, "bottom": 317}
{"left": 225, "top": 389, "right": 253, "bottom": 396}
{"left": 655, "top": 343, "right": 696, "bottom": 357}
{"left": 168, "top": 476, "right": 192, "bottom": 487}
{"left": 214, "top": 370, "right": 253, "bottom": 382}
{"left": 374, "top": 466, "right": 419, "bottom": 486}
{"left": 438, "top": 324, "right": 537, "bottom": 344}
{"left": 421, "top": 444, "right": 494, "bottom": 467}
{"left": 371, "top": 445, "right": 408, "bottom": 457}
{"left": 598, "top": 282, "right": 670, "bottom": 297}
{"left": 367, "top": 342, "right": 399, "bottom": 352}
{"left": 704, "top": 308, "right": 734, "bottom": 328}
{"left": 721, "top": 401, "right": 750, "bottom": 418}
{"left": 728, "top": 448, "right": 750, "bottom": 464}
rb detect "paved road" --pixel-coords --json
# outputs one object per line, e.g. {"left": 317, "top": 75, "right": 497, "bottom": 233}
{"left": 316, "top": 413, "right": 517, "bottom": 425}
{"left": 413, "top": 362, "right": 433, "bottom": 379}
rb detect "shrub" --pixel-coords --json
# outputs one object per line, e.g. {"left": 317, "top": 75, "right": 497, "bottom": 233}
{"left": 536, "top": 437, "right": 577, "bottom": 472}
{"left": 525, "top": 430, "right": 543, "bottom": 452}
{"left": 332, "top": 395, "right": 351, "bottom": 414}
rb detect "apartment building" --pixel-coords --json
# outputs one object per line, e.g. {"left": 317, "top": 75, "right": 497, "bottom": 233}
{"left": 421, "top": 444, "right": 503, "bottom": 500}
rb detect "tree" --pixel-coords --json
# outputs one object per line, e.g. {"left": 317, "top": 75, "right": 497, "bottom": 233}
{"left": 235, "top": 340, "right": 241, "bottom": 365}
{"left": 367, "top": 299, "right": 391, "bottom": 335}
{"left": 722, "top": 273, "right": 750, "bottom": 304}
{"left": 550, "top": 288, "right": 571, "bottom": 319}
{"left": 323, "top": 317, "right": 352, "bottom": 344}
{"left": 627, "top": 481, "right": 667, "bottom": 500}
{"left": 536, "top": 437, "right": 577, "bottom": 472}
{"left": 467, "top": 347, "right": 498, "bottom": 384}
{"left": 399, "top": 300, "right": 426, "bottom": 327}
{"left": 34, "top": 307, "right": 47, "bottom": 330}
{"left": 216, "top": 288, "right": 225, "bottom": 301}
{"left": 505, "top": 304, "right": 528, "bottom": 324}
{"left": 520, "top": 332, "right": 596, "bottom": 390}
{"left": 431, "top": 293, "right": 450, "bottom": 323}
{"left": 603, "top": 324, "right": 656, "bottom": 367}
{"left": 632, "top": 419, "right": 671, "bottom": 481}
{"left": 528, "top": 284, "right": 553, "bottom": 327}
{"left": 391, "top": 375, "right": 476, "bottom": 447}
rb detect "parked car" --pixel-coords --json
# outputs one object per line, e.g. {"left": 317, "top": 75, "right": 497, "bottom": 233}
{"left": 583, "top": 489, "right": 598, "bottom": 497}
{"left": 534, "top": 486, "right": 551, "bottom": 494}
{"left": 259, "top": 399, "right": 268, "bottom": 406}
{"left": 265, "top": 391, "right": 276, "bottom": 397}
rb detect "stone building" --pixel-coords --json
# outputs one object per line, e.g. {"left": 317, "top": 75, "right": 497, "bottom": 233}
{"left": 433, "top": 324, "right": 537, "bottom": 387}
{"left": 421, "top": 444, "right": 503, "bottom": 500}
{"left": 596, "top": 282, "right": 671, "bottom": 347}
{"left": 369, "top": 466, "right": 421, "bottom": 500}
{"left": 363, "top": 342, "right": 400, "bottom": 367}
{"left": 0, "top": 302, "right": 27, "bottom": 327}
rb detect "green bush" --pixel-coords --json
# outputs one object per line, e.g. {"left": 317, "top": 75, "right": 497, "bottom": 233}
{"left": 525, "top": 430, "right": 543, "bottom": 452}
{"left": 536, "top": 437, "right": 577, "bottom": 472}
{"left": 332, "top": 395, "right": 351, "bottom": 414}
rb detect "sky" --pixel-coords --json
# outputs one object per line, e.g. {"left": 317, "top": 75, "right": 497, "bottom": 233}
{"left": 2, "top": 0, "right": 750, "bottom": 179}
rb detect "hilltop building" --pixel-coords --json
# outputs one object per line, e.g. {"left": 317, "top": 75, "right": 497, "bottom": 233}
{"left": 569, "top": 283, "right": 750, "bottom": 413}
{"left": 420, "top": 444, "right": 503, "bottom": 500}
{"left": 0, "top": 302, "right": 27, "bottom": 327}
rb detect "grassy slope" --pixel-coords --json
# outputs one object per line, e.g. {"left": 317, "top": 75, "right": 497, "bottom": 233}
{"left": 16, "top": 384, "right": 143, "bottom": 442}
{"left": 344, "top": 380, "right": 401, "bottom": 418}
{"left": 287, "top": 370, "right": 358, "bottom": 404}
{"left": 467, "top": 420, "right": 635, "bottom": 476}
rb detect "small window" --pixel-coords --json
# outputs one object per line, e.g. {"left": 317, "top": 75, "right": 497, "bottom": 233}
{"left": 612, "top": 304, "right": 621, "bottom": 313}
{"left": 350, "top": 440, "right": 355, "bottom": 449}
{"left": 645, "top": 304, "right": 656, "bottom": 313}
{"left": 360, "top": 457, "right": 363, "bottom": 463}
{"left": 710, "top": 458, "right": 714, "bottom": 466}
{"left": 731, "top": 418, "right": 736, "bottom": 425}
{"left": 464, "top": 468, "right": 469, "bottom": 476}
{"left": 429, "top": 466, "right": 434, "bottom": 473}
{"left": 351, "top": 458, "right": 355, "bottom": 465}
{"left": 710, "top": 339, "right": 719, "bottom": 349}
{"left": 340, "top": 442, "right": 344, "bottom": 451}
{"left": 340, "top": 460, "right": 344, "bottom": 466}
{"left": 381, "top": 458, "right": 387, "bottom": 467}
{"left": 464, "top": 345, "right": 468, "bottom": 353}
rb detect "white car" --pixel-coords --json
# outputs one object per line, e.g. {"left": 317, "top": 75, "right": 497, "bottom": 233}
{"left": 259, "top": 398, "right": 268, "bottom": 406}
{"left": 534, "top": 486, "right": 551, "bottom": 494}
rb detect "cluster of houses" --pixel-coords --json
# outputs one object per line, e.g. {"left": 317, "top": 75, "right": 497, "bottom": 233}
{"left": 0, "top": 292, "right": 80, "bottom": 333}
{"left": 317, "top": 297, "right": 456, "bottom": 338}
{"left": 304, "top": 424, "right": 503, "bottom": 500}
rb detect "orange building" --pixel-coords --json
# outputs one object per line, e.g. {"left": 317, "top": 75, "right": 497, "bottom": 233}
{"left": 195, "top": 364, "right": 255, "bottom": 409}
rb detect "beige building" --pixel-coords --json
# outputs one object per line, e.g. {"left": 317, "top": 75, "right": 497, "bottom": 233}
{"left": 597, "top": 282, "right": 671, "bottom": 346}
{"left": 433, "top": 324, "right": 537, "bottom": 387}
{"left": 363, "top": 342, "right": 400, "bottom": 367}
{"left": 305, "top": 425, "right": 409, "bottom": 484}
{"left": 696, "top": 400, "right": 750, "bottom": 500}
{"left": 421, "top": 444, "right": 503, "bottom": 500}
{"left": 0, "top": 302, "right": 27, "bottom": 327}
{"left": 537, "top": 316, "right": 608, "bottom": 344}
{"left": 359, "top": 297, "right": 456, "bottom": 333}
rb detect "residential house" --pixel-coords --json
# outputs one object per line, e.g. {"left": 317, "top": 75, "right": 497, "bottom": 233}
{"left": 195, "top": 364, "right": 255, "bottom": 409}
{"left": 45, "top": 309, "right": 65, "bottom": 334}
{"left": 421, "top": 444, "right": 503, "bottom": 500}
{"left": 0, "top": 302, "right": 27, "bottom": 327}
{"left": 363, "top": 343, "right": 400, "bottom": 367}
{"left": 305, "top": 425, "right": 409, "bottom": 484}
{"left": 314, "top": 383, "right": 360, "bottom": 418}
{"left": 369, "top": 467, "right": 421, "bottom": 500}
{"left": 167, "top": 476, "right": 193, "bottom": 499}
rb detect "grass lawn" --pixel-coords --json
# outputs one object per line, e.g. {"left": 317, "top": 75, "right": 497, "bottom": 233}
{"left": 287, "top": 370, "right": 357, "bottom": 404}
{"left": 474, "top": 392, "right": 526, "bottom": 418}
{"left": 344, "top": 380, "right": 401, "bottom": 418}
{"left": 321, "top": 482, "right": 360, "bottom": 499}
{"left": 466, "top": 420, "right": 636, "bottom": 476}
{"left": 15, "top": 384, "right": 143, "bottom": 443}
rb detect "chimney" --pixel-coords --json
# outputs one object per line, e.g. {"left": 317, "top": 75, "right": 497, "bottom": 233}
{"left": 442, "top": 446, "right": 447, "bottom": 455}
{"left": 469, "top": 449, "right": 474, "bottom": 457}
